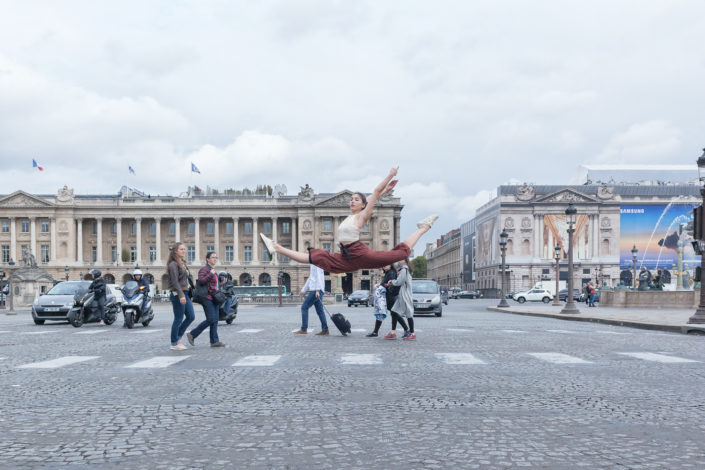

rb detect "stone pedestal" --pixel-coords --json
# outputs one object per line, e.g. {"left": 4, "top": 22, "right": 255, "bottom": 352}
{"left": 9, "top": 268, "right": 56, "bottom": 308}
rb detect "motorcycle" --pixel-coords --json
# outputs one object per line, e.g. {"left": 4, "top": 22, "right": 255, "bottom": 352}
{"left": 67, "top": 290, "right": 119, "bottom": 327}
{"left": 219, "top": 291, "right": 238, "bottom": 324}
{"left": 121, "top": 280, "right": 154, "bottom": 328}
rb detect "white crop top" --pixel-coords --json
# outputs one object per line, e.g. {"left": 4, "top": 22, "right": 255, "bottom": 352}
{"left": 338, "top": 215, "right": 361, "bottom": 243}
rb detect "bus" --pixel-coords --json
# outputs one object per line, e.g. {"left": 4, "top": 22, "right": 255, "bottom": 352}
{"left": 232, "top": 285, "right": 288, "bottom": 297}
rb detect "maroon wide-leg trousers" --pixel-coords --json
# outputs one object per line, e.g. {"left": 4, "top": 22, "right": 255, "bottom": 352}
{"left": 308, "top": 241, "right": 411, "bottom": 274}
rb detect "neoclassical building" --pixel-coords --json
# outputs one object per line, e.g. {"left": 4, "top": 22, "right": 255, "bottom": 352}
{"left": 0, "top": 185, "right": 403, "bottom": 295}
{"left": 425, "top": 229, "right": 461, "bottom": 288}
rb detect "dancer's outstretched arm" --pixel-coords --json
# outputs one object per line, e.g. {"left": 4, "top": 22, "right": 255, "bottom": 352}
{"left": 357, "top": 167, "right": 398, "bottom": 227}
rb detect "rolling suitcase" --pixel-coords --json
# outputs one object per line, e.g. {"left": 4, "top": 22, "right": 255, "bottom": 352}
{"left": 324, "top": 305, "right": 352, "bottom": 336}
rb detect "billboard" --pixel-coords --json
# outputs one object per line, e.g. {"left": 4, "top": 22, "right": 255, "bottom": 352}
{"left": 620, "top": 204, "right": 699, "bottom": 270}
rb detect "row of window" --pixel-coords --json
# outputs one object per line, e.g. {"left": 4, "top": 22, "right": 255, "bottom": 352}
{"left": 1, "top": 220, "right": 51, "bottom": 233}
{"left": 1, "top": 244, "right": 51, "bottom": 263}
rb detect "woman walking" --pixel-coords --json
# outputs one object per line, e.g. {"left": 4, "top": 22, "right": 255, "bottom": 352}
{"left": 259, "top": 167, "right": 438, "bottom": 273}
{"left": 384, "top": 259, "right": 415, "bottom": 340}
{"left": 367, "top": 265, "right": 398, "bottom": 337}
{"left": 167, "top": 242, "right": 195, "bottom": 351}
{"left": 187, "top": 252, "right": 226, "bottom": 348}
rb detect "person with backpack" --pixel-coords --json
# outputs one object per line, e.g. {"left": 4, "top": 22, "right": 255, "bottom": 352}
{"left": 367, "top": 265, "right": 398, "bottom": 337}
{"left": 88, "top": 269, "right": 107, "bottom": 326}
{"left": 187, "top": 251, "right": 226, "bottom": 348}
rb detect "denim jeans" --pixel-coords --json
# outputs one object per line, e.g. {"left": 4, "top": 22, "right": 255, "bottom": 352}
{"left": 588, "top": 293, "right": 595, "bottom": 307}
{"left": 95, "top": 296, "right": 106, "bottom": 321}
{"left": 223, "top": 297, "right": 232, "bottom": 315}
{"left": 170, "top": 293, "right": 195, "bottom": 346}
{"left": 301, "top": 290, "right": 327, "bottom": 331}
{"left": 191, "top": 298, "right": 220, "bottom": 344}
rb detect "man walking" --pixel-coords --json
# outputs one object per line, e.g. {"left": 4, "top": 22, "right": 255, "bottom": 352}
{"left": 294, "top": 264, "right": 328, "bottom": 335}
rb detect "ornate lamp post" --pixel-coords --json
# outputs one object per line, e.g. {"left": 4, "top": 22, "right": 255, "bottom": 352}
{"left": 278, "top": 269, "right": 284, "bottom": 307}
{"left": 0, "top": 268, "right": 5, "bottom": 309}
{"left": 553, "top": 243, "right": 561, "bottom": 306}
{"left": 6, "top": 258, "right": 16, "bottom": 315}
{"left": 561, "top": 204, "right": 580, "bottom": 314}
{"left": 64, "top": 265, "right": 70, "bottom": 281}
{"left": 688, "top": 148, "right": 705, "bottom": 324}
{"left": 631, "top": 245, "right": 638, "bottom": 290}
{"left": 497, "top": 229, "right": 509, "bottom": 308}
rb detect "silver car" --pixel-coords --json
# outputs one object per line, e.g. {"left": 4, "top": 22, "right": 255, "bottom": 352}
{"left": 31, "top": 280, "right": 118, "bottom": 325}
{"left": 412, "top": 279, "right": 443, "bottom": 317}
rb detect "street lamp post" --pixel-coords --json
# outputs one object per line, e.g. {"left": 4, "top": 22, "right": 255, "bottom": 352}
{"left": 561, "top": 204, "right": 580, "bottom": 314}
{"left": 0, "top": 268, "right": 5, "bottom": 309}
{"left": 64, "top": 265, "right": 70, "bottom": 281}
{"left": 688, "top": 148, "right": 705, "bottom": 324}
{"left": 278, "top": 269, "right": 284, "bottom": 308}
{"left": 497, "top": 229, "right": 509, "bottom": 308}
{"left": 6, "top": 259, "right": 16, "bottom": 315}
{"left": 631, "top": 245, "right": 638, "bottom": 290}
{"left": 553, "top": 243, "right": 561, "bottom": 306}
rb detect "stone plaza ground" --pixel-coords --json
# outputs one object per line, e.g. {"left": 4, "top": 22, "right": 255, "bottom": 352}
{"left": 1, "top": 299, "right": 704, "bottom": 469}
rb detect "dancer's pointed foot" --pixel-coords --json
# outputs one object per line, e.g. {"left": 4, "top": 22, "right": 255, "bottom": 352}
{"left": 260, "top": 233, "right": 276, "bottom": 255}
{"left": 417, "top": 214, "right": 439, "bottom": 229}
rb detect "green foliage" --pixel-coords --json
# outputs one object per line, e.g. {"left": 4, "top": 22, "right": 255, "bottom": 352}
{"left": 411, "top": 256, "right": 427, "bottom": 278}
{"left": 121, "top": 248, "right": 130, "bottom": 262}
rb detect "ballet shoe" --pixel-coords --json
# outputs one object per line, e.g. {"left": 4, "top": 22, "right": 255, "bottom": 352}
{"left": 260, "top": 233, "right": 276, "bottom": 255}
{"left": 417, "top": 214, "right": 439, "bottom": 229}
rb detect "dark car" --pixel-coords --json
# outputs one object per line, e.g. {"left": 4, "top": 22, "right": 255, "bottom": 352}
{"left": 457, "top": 290, "right": 480, "bottom": 299}
{"left": 347, "top": 290, "right": 371, "bottom": 307}
{"left": 558, "top": 288, "right": 582, "bottom": 302}
{"left": 31, "top": 281, "right": 93, "bottom": 325}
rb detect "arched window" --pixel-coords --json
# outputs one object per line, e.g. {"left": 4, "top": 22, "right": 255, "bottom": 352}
{"left": 239, "top": 273, "right": 252, "bottom": 286}
{"left": 259, "top": 273, "right": 272, "bottom": 286}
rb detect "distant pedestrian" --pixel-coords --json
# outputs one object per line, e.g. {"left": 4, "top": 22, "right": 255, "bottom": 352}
{"left": 187, "top": 252, "right": 226, "bottom": 348}
{"left": 588, "top": 283, "right": 597, "bottom": 307}
{"left": 367, "top": 265, "right": 398, "bottom": 337}
{"left": 88, "top": 269, "right": 107, "bottom": 326}
{"left": 293, "top": 264, "right": 329, "bottom": 335}
{"left": 384, "top": 259, "right": 415, "bottom": 340}
{"left": 584, "top": 283, "right": 590, "bottom": 305}
{"left": 167, "top": 242, "right": 195, "bottom": 350}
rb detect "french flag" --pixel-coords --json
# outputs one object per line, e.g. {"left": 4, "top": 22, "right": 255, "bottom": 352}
{"left": 191, "top": 162, "right": 201, "bottom": 174}
{"left": 32, "top": 159, "right": 44, "bottom": 171}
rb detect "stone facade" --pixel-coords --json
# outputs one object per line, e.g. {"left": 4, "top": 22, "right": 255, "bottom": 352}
{"left": 425, "top": 229, "right": 462, "bottom": 288}
{"left": 0, "top": 186, "right": 403, "bottom": 295}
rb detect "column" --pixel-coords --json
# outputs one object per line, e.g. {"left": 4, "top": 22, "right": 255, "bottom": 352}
{"left": 10, "top": 217, "right": 16, "bottom": 261}
{"left": 232, "top": 217, "right": 239, "bottom": 263}
{"left": 116, "top": 218, "right": 122, "bottom": 264}
{"left": 291, "top": 218, "right": 297, "bottom": 252}
{"left": 252, "top": 218, "right": 258, "bottom": 262}
{"left": 333, "top": 216, "right": 338, "bottom": 250}
{"left": 155, "top": 217, "right": 162, "bottom": 264}
{"left": 271, "top": 217, "right": 278, "bottom": 264}
{"left": 30, "top": 217, "right": 36, "bottom": 258}
{"left": 537, "top": 214, "right": 543, "bottom": 259}
{"left": 194, "top": 218, "right": 201, "bottom": 262}
{"left": 50, "top": 218, "right": 56, "bottom": 262}
{"left": 213, "top": 217, "right": 220, "bottom": 259}
{"left": 174, "top": 217, "right": 181, "bottom": 242}
{"left": 96, "top": 217, "right": 103, "bottom": 264}
{"left": 135, "top": 217, "right": 142, "bottom": 264}
{"left": 592, "top": 214, "right": 599, "bottom": 258}
{"left": 76, "top": 219, "right": 83, "bottom": 263}
{"left": 533, "top": 214, "right": 539, "bottom": 258}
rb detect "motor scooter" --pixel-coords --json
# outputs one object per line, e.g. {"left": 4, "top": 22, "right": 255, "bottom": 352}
{"left": 67, "top": 290, "right": 118, "bottom": 327}
{"left": 121, "top": 280, "right": 154, "bottom": 328}
{"left": 219, "top": 292, "right": 238, "bottom": 324}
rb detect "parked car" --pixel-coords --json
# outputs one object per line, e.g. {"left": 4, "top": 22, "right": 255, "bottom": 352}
{"left": 457, "top": 290, "right": 480, "bottom": 299}
{"left": 412, "top": 279, "right": 442, "bottom": 317}
{"left": 558, "top": 288, "right": 582, "bottom": 302}
{"left": 450, "top": 288, "right": 462, "bottom": 299}
{"left": 347, "top": 290, "right": 371, "bottom": 307}
{"left": 31, "top": 280, "right": 92, "bottom": 325}
{"left": 440, "top": 288, "right": 449, "bottom": 305}
{"left": 512, "top": 289, "right": 554, "bottom": 304}
{"left": 106, "top": 284, "right": 124, "bottom": 307}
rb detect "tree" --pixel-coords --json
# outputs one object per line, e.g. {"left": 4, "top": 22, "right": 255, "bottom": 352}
{"left": 121, "top": 248, "right": 130, "bottom": 263}
{"left": 411, "top": 256, "right": 427, "bottom": 278}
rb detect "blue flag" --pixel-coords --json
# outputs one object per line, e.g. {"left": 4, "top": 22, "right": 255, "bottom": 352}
{"left": 128, "top": 165, "right": 135, "bottom": 175}
{"left": 191, "top": 162, "right": 201, "bottom": 174}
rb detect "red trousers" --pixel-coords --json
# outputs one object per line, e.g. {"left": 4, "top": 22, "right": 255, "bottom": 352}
{"left": 309, "top": 241, "right": 411, "bottom": 274}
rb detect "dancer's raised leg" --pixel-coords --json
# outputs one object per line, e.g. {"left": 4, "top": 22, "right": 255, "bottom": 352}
{"left": 401, "top": 214, "right": 438, "bottom": 251}
{"left": 261, "top": 233, "right": 309, "bottom": 264}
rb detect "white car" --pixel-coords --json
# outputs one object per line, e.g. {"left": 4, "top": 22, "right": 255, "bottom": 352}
{"left": 512, "top": 289, "right": 554, "bottom": 304}
{"left": 107, "top": 284, "right": 124, "bottom": 306}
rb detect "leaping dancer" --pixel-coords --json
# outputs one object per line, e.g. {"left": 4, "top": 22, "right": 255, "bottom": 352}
{"left": 259, "top": 167, "right": 438, "bottom": 274}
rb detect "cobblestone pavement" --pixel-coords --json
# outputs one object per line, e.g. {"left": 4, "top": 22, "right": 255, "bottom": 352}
{"left": 1, "top": 299, "right": 705, "bottom": 469}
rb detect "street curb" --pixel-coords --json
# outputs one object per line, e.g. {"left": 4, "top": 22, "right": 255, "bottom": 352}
{"left": 486, "top": 306, "right": 687, "bottom": 334}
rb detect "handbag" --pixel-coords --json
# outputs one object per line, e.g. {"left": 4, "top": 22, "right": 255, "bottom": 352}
{"left": 213, "top": 290, "right": 227, "bottom": 304}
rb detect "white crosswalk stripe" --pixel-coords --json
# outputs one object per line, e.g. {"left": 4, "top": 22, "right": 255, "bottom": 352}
{"left": 232, "top": 355, "right": 281, "bottom": 367}
{"left": 74, "top": 330, "right": 109, "bottom": 335}
{"left": 132, "top": 329, "right": 163, "bottom": 334}
{"left": 341, "top": 354, "right": 382, "bottom": 365}
{"left": 0, "top": 330, "right": 10, "bottom": 333}
{"left": 350, "top": 328, "right": 367, "bottom": 333}
{"left": 595, "top": 331, "right": 632, "bottom": 335}
{"left": 500, "top": 329, "right": 527, "bottom": 333}
{"left": 237, "top": 329, "right": 263, "bottom": 334}
{"left": 126, "top": 356, "right": 190, "bottom": 368}
{"left": 17, "top": 356, "right": 100, "bottom": 369}
{"left": 528, "top": 353, "right": 592, "bottom": 364}
{"left": 447, "top": 328, "right": 473, "bottom": 332}
{"left": 617, "top": 352, "right": 700, "bottom": 363}
{"left": 20, "top": 331, "right": 59, "bottom": 335}
{"left": 546, "top": 330, "right": 577, "bottom": 334}
{"left": 436, "top": 353, "right": 485, "bottom": 364}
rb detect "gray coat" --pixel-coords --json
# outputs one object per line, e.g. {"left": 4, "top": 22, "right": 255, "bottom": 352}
{"left": 391, "top": 266, "right": 413, "bottom": 318}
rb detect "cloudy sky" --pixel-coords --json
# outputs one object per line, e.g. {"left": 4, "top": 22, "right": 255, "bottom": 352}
{"left": 1, "top": 0, "right": 704, "bottom": 243}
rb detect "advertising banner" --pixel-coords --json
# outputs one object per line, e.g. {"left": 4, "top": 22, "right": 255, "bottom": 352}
{"left": 619, "top": 204, "right": 699, "bottom": 270}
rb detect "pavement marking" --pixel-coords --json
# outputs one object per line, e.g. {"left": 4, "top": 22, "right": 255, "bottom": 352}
{"left": 237, "top": 329, "right": 263, "bottom": 334}
{"left": 435, "top": 353, "right": 485, "bottom": 365}
{"left": 17, "top": 356, "right": 100, "bottom": 369}
{"left": 233, "top": 355, "right": 281, "bottom": 367}
{"left": 447, "top": 328, "right": 474, "bottom": 332}
{"left": 350, "top": 328, "right": 367, "bottom": 332}
{"left": 0, "top": 357, "right": 6, "bottom": 361}
{"left": 595, "top": 331, "right": 632, "bottom": 335}
{"left": 132, "top": 329, "right": 164, "bottom": 334}
{"left": 617, "top": 352, "right": 700, "bottom": 363}
{"left": 546, "top": 329, "right": 577, "bottom": 334}
{"left": 0, "top": 330, "right": 10, "bottom": 333}
{"left": 500, "top": 329, "right": 527, "bottom": 333}
{"left": 340, "top": 354, "right": 383, "bottom": 365}
{"left": 20, "top": 331, "right": 60, "bottom": 335}
{"left": 126, "top": 356, "right": 191, "bottom": 368}
{"left": 74, "top": 330, "right": 109, "bottom": 335}
{"left": 528, "top": 353, "right": 592, "bottom": 364}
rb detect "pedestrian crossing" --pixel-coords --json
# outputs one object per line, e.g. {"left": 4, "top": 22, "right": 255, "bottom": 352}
{"left": 11, "top": 351, "right": 700, "bottom": 370}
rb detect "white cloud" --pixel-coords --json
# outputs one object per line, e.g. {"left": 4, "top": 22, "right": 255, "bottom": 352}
{"left": 594, "top": 120, "right": 683, "bottom": 164}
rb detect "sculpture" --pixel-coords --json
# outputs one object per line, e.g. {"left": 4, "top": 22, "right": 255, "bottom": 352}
{"left": 637, "top": 267, "right": 653, "bottom": 290}
{"left": 21, "top": 248, "right": 38, "bottom": 268}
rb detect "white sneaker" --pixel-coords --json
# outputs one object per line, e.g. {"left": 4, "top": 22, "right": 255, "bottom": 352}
{"left": 170, "top": 344, "right": 187, "bottom": 351}
{"left": 260, "top": 233, "right": 275, "bottom": 255}
{"left": 417, "top": 214, "right": 439, "bottom": 229}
